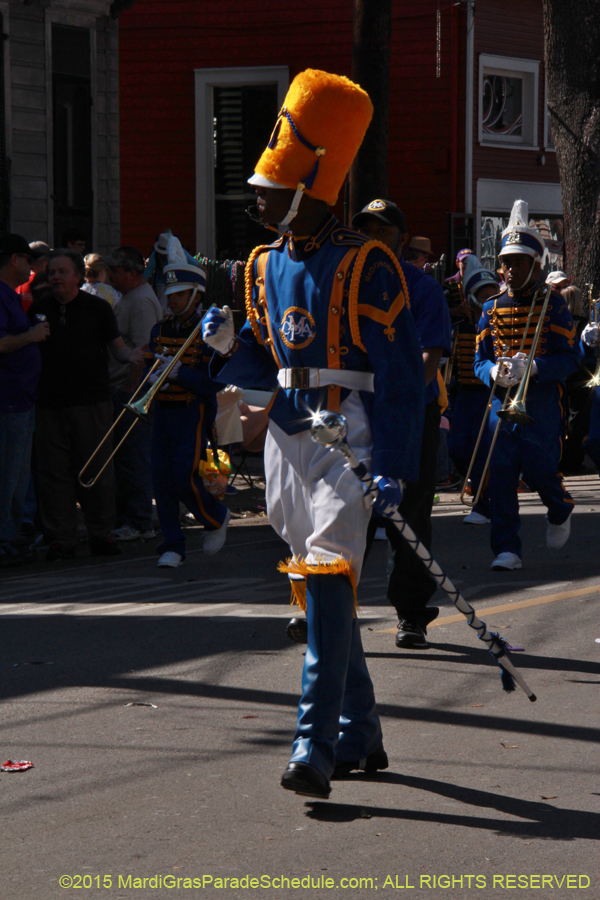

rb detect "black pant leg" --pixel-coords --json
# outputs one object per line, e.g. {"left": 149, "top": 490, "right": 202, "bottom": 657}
{"left": 386, "top": 400, "right": 441, "bottom": 625}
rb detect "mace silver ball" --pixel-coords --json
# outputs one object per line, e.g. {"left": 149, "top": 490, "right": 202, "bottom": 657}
{"left": 310, "top": 410, "right": 348, "bottom": 447}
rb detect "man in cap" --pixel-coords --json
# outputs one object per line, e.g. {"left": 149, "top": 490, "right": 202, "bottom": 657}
{"left": 203, "top": 69, "right": 424, "bottom": 799}
{"left": 405, "top": 236, "right": 435, "bottom": 270}
{"left": 447, "top": 254, "right": 499, "bottom": 524}
{"left": 0, "top": 235, "right": 50, "bottom": 566}
{"left": 351, "top": 199, "right": 452, "bottom": 650}
{"left": 546, "top": 271, "right": 569, "bottom": 291}
{"left": 108, "top": 246, "right": 163, "bottom": 542}
{"left": 147, "top": 236, "right": 230, "bottom": 568}
{"left": 16, "top": 241, "right": 51, "bottom": 313}
{"left": 474, "top": 200, "right": 580, "bottom": 570}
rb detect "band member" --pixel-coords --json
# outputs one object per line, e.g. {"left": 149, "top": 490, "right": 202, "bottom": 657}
{"left": 203, "top": 70, "right": 424, "bottom": 798}
{"left": 447, "top": 254, "right": 499, "bottom": 524}
{"left": 474, "top": 201, "right": 580, "bottom": 570}
{"left": 351, "top": 199, "right": 452, "bottom": 650}
{"left": 147, "top": 238, "right": 230, "bottom": 568}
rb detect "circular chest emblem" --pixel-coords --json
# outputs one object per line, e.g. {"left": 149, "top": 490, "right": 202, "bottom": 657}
{"left": 279, "top": 307, "right": 316, "bottom": 349}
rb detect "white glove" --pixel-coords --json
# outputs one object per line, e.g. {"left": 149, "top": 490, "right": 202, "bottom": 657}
{"left": 582, "top": 323, "right": 599, "bottom": 347}
{"left": 148, "top": 354, "right": 181, "bottom": 385}
{"left": 202, "top": 305, "right": 235, "bottom": 354}
{"left": 491, "top": 354, "right": 526, "bottom": 387}
{"left": 512, "top": 350, "right": 538, "bottom": 377}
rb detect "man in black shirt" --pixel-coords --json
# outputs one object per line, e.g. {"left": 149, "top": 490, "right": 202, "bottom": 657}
{"left": 30, "top": 249, "right": 143, "bottom": 560}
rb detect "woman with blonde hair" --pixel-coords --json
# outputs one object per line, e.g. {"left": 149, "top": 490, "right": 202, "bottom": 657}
{"left": 81, "top": 253, "right": 121, "bottom": 306}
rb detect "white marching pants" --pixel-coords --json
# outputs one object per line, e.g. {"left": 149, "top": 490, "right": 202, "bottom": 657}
{"left": 265, "top": 392, "right": 373, "bottom": 583}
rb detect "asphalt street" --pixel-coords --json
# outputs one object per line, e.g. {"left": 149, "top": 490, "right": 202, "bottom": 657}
{"left": 0, "top": 477, "right": 599, "bottom": 900}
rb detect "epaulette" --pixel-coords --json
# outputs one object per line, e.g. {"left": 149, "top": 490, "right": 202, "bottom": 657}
{"left": 330, "top": 226, "right": 369, "bottom": 248}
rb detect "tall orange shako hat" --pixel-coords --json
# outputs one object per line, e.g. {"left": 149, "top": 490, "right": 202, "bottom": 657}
{"left": 248, "top": 69, "right": 373, "bottom": 226}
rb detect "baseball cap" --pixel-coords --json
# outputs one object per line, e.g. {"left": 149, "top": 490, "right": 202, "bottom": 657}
{"left": 352, "top": 199, "right": 407, "bottom": 232}
{"left": 0, "top": 233, "right": 33, "bottom": 256}
{"left": 456, "top": 248, "right": 474, "bottom": 263}
{"left": 29, "top": 241, "right": 51, "bottom": 259}
{"left": 546, "top": 271, "right": 568, "bottom": 285}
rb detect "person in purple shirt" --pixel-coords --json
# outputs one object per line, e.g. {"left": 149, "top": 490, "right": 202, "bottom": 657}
{"left": 0, "top": 234, "right": 50, "bottom": 566}
{"left": 352, "top": 200, "right": 452, "bottom": 650}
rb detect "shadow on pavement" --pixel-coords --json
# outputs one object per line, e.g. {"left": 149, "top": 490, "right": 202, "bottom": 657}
{"left": 305, "top": 772, "right": 600, "bottom": 840}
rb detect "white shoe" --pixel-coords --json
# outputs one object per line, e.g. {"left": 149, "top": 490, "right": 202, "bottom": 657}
{"left": 158, "top": 551, "right": 183, "bottom": 568}
{"left": 491, "top": 551, "right": 522, "bottom": 571}
{"left": 203, "top": 508, "right": 231, "bottom": 556}
{"left": 546, "top": 512, "right": 572, "bottom": 549}
{"left": 463, "top": 511, "right": 491, "bottom": 525}
{"left": 112, "top": 524, "right": 142, "bottom": 541}
{"left": 374, "top": 527, "right": 387, "bottom": 541}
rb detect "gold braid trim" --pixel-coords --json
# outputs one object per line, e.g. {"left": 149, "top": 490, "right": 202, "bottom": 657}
{"left": 347, "top": 240, "right": 410, "bottom": 352}
{"left": 244, "top": 245, "right": 269, "bottom": 345}
{"left": 277, "top": 556, "right": 358, "bottom": 612}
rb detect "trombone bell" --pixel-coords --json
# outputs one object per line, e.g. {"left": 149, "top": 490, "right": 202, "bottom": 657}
{"left": 124, "top": 394, "right": 153, "bottom": 423}
{"left": 497, "top": 399, "right": 534, "bottom": 426}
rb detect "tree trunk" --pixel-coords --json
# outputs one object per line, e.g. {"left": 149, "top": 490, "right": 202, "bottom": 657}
{"left": 543, "top": 1, "right": 600, "bottom": 291}
{"left": 349, "top": 0, "right": 392, "bottom": 218}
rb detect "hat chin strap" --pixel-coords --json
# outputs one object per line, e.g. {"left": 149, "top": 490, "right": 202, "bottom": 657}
{"left": 278, "top": 185, "right": 305, "bottom": 228}
{"left": 179, "top": 285, "right": 199, "bottom": 317}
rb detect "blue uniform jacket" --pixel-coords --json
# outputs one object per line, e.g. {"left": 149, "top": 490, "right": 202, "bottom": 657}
{"left": 400, "top": 260, "right": 452, "bottom": 404}
{"left": 148, "top": 312, "right": 218, "bottom": 406}
{"left": 474, "top": 280, "right": 581, "bottom": 413}
{"left": 212, "top": 215, "right": 425, "bottom": 482}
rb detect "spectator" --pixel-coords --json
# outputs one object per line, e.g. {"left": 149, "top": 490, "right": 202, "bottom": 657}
{"left": 29, "top": 249, "right": 143, "bottom": 560}
{"left": 82, "top": 253, "right": 122, "bottom": 307}
{"left": 145, "top": 231, "right": 198, "bottom": 313}
{"left": 546, "top": 270, "right": 569, "bottom": 291}
{"left": 405, "top": 236, "right": 436, "bottom": 270}
{"left": 16, "top": 241, "right": 51, "bottom": 313}
{"left": 107, "top": 246, "right": 163, "bottom": 541}
{"left": 0, "top": 234, "right": 50, "bottom": 566}
{"left": 62, "top": 227, "right": 87, "bottom": 255}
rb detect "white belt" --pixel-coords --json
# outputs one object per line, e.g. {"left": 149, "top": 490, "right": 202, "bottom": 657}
{"left": 277, "top": 367, "right": 374, "bottom": 392}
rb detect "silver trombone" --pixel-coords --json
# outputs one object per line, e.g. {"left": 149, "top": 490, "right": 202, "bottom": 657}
{"left": 77, "top": 350, "right": 166, "bottom": 489}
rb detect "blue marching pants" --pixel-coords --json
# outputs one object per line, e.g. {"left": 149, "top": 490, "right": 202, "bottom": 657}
{"left": 290, "top": 574, "right": 382, "bottom": 779}
{"left": 488, "top": 391, "right": 574, "bottom": 559}
{"left": 584, "top": 385, "right": 600, "bottom": 471}
{"left": 447, "top": 388, "right": 492, "bottom": 519}
{"left": 151, "top": 403, "right": 228, "bottom": 558}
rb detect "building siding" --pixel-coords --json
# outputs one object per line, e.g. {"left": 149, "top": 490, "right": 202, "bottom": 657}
{"left": 118, "top": 0, "right": 560, "bottom": 260}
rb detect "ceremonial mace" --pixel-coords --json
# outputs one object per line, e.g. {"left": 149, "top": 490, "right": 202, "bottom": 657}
{"left": 310, "top": 410, "right": 537, "bottom": 701}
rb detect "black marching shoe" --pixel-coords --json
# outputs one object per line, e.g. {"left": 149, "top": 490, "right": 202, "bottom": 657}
{"left": 395, "top": 619, "right": 428, "bottom": 649}
{"left": 331, "top": 743, "right": 389, "bottom": 780}
{"left": 286, "top": 617, "right": 308, "bottom": 644}
{"left": 281, "top": 762, "right": 331, "bottom": 799}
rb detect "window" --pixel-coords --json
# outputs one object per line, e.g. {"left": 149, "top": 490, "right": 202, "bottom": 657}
{"left": 213, "top": 84, "right": 279, "bottom": 260}
{"left": 195, "top": 67, "right": 288, "bottom": 260}
{"left": 480, "top": 212, "right": 563, "bottom": 276}
{"left": 479, "top": 55, "right": 539, "bottom": 148}
{"left": 52, "top": 24, "right": 92, "bottom": 248}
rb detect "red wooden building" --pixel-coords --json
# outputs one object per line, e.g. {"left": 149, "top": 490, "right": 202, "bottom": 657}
{"left": 118, "top": 0, "right": 563, "bottom": 273}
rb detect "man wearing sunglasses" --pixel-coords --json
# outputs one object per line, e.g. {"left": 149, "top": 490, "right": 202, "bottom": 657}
{"left": 0, "top": 234, "right": 50, "bottom": 567}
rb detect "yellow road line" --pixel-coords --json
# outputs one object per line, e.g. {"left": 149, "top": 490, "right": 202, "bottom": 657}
{"left": 375, "top": 582, "right": 600, "bottom": 633}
